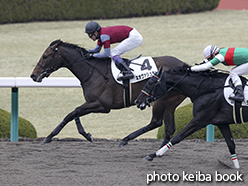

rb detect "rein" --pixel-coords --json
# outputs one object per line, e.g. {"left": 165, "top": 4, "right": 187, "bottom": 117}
{"left": 164, "top": 71, "right": 188, "bottom": 94}
{"left": 77, "top": 49, "right": 109, "bottom": 85}
{"left": 154, "top": 68, "right": 226, "bottom": 101}
{"left": 39, "top": 42, "right": 109, "bottom": 85}
{"left": 37, "top": 46, "right": 60, "bottom": 73}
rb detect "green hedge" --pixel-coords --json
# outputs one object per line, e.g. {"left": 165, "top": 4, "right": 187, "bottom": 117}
{"left": 0, "top": 108, "right": 37, "bottom": 139}
{"left": 157, "top": 103, "right": 248, "bottom": 140}
{"left": 0, "top": 0, "right": 220, "bottom": 24}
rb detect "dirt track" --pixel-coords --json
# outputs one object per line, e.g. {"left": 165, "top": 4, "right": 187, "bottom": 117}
{"left": 0, "top": 139, "right": 248, "bottom": 186}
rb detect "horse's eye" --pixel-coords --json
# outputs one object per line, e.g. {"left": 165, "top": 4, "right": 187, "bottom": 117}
{"left": 43, "top": 55, "right": 47, "bottom": 59}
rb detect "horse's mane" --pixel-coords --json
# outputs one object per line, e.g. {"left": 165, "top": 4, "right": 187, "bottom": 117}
{"left": 167, "top": 63, "right": 228, "bottom": 78}
{"left": 164, "top": 63, "right": 230, "bottom": 101}
{"left": 50, "top": 39, "right": 88, "bottom": 53}
{"left": 167, "top": 63, "right": 190, "bottom": 74}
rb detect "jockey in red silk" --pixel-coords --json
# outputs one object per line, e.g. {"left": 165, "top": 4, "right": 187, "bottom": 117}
{"left": 191, "top": 45, "right": 248, "bottom": 102}
{"left": 85, "top": 21, "right": 143, "bottom": 81}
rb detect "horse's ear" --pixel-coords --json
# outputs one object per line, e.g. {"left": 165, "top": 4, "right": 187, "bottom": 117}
{"left": 157, "top": 66, "right": 163, "bottom": 78}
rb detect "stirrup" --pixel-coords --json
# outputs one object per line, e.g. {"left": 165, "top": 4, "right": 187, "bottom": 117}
{"left": 229, "top": 95, "right": 244, "bottom": 102}
{"left": 117, "top": 72, "right": 134, "bottom": 81}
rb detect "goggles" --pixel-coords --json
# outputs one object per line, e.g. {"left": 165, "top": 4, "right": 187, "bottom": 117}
{"left": 88, "top": 32, "right": 94, "bottom": 38}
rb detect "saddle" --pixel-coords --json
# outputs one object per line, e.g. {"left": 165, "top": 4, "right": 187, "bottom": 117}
{"left": 111, "top": 55, "right": 158, "bottom": 107}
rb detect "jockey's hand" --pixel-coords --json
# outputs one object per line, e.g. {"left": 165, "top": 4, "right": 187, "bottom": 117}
{"left": 85, "top": 53, "right": 94, "bottom": 59}
{"left": 195, "top": 59, "right": 208, "bottom": 65}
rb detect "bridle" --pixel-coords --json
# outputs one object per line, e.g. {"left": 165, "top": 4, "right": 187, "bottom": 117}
{"left": 37, "top": 45, "right": 62, "bottom": 78}
{"left": 36, "top": 41, "right": 109, "bottom": 84}
{"left": 140, "top": 73, "right": 161, "bottom": 106}
{"left": 141, "top": 68, "right": 189, "bottom": 105}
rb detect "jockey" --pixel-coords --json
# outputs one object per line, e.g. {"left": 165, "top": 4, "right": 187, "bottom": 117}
{"left": 191, "top": 45, "right": 248, "bottom": 102}
{"left": 85, "top": 21, "right": 143, "bottom": 81}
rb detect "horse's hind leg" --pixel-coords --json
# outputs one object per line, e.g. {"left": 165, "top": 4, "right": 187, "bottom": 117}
{"left": 217, "top": 125, "right": 240, "bottom": 169}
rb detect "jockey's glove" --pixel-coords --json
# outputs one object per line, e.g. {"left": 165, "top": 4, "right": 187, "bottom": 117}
{"left": 191, "top": 61, "right": 213, "bottom": 72}
{"left": 85, "top": 53, "right": 94, "bottom": 59}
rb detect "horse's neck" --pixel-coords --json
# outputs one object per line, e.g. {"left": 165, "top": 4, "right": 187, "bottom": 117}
{"left": 170, "top": 73, "right": 226, "bottom": 98}
{"left": 63, "top": 52, "right": 110, "bottom": 85}
{"left": 60, "top": 47, "right": 87, "bottom": 76}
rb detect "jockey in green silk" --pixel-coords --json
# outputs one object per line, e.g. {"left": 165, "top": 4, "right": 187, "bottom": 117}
{"left": 191, "top": 45, "right": 248, "bottom": 102}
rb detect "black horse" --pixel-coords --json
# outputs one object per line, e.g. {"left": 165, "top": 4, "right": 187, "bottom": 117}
{"left": 135, "top": 64, "right": 248, "bottom": 169}
{"left": 30, "top": 39, "right": 186, "bottom": 147}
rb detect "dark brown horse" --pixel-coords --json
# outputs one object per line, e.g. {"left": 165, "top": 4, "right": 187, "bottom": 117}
{"left": 135, "top": 64, "right": 247, "bottom": 168}
{"left": 30, "top": 39, "right": 185, "bottom": 147}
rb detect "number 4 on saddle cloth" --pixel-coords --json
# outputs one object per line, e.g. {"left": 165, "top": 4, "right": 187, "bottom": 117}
{"left": 111, "top": 56, "right": 158, "bottom": 84}
{"left": 111, "top": 56, "right": 158, "bottom": 107}
{"left": 224, "top": 76, "right": 248, "bottom": 124}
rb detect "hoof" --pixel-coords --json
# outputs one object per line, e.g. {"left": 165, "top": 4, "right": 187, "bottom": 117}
{"left": 87, "top": 133, "right": 93, "bottom": 142}
{"left": 143, "top": 153, "right": 156, "bottom": 161}
{"left": 119, "top": 140, "right": 128, "bottom": 147}
{"left": 42, "top": 137, "right": 52, "bottom": 144}
{"left": 144, "top": 155, "right": 153, "bottom": 161}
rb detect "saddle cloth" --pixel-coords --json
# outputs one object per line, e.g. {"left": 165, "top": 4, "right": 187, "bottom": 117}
{"left": 111, "top": 56, "right": 158, "bottom": 85}
{"left": 224, "top": 75, "right": 248, "bottom": 106}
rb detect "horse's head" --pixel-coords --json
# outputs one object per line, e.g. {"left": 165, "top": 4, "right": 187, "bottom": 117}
{"left": 135, "top": 64, "right": 191, "bottom": 110}
{"left": 135, "top": 66, "right": 164, "bottom": 110}
{"left": 30, "top": 40, "right": 63, "bottom": 82}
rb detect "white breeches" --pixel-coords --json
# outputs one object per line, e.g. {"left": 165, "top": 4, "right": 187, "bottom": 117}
{"left": 229, "top": 63, "right": 248, "bottom": 86}
{"left": 111, "top": 28, "right": 143, "bottom": 57}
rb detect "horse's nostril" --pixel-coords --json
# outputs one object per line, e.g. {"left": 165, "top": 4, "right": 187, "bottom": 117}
{"left": 30, "top": 74, "right": 37, "bottom": 81}
{"left": 140, "top": 103, "right": 146, "bottom": 110}
{"left": 134, "top": 99, "right": 139, "bottom": 105}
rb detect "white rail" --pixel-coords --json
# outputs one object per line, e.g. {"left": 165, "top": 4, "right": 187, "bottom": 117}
{"left": 0, "top": 77, "right": 81, "bottom": 142}
{"left": 0, "top": 77, "right": 215, "bottom": 142}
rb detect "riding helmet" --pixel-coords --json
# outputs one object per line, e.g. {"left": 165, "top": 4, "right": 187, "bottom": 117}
{"left": 203, "top": 45, "right": 220, "bottom": 60}
{"left": 85, "top": 21, "right": 101, "bottom": 34}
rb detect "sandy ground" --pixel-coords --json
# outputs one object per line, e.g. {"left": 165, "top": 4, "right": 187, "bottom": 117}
{"left": 0, "top": 139, "right": 248, "bottom": 186}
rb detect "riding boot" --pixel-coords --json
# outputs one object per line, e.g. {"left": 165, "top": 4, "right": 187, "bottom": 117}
{"left": 117, "top": 61, "right": 134, "bottom": 81}
{"left": 113, "top": 55, "right": 134, "bottom": 81}
{"left": 229, "top": 85, "right": 244, "bottom": 102}
{"left": 118, "top": 61, "right": 134, "bottom": 80}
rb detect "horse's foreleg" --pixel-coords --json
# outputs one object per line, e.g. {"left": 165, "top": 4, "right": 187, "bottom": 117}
{"left": 217, "top": 125, "right": 239, "bottom": 169}
{"left": 160, "top": 93, "right": 185, "bottom": 148}
{"left": 119, "top": 119, "right": 162, "bottom": 147}
{"left": 119, "top": 99, "right": 165, "bottom": 147}
{"left": 42, "top": 111, "right": 76, "bottom": 144}
{"left": 75, "top": 117, "right": 93, "bottom": 142}
{"left": 43, "top": 100, "right": 109, "bottom": 144}
{"left": 119, "top": 93, "right": 183, "bottom": 147}
{"left": 160, "top": 111, "right": 176, "bottom": 148}
{"left": 42, "top": 110, "right": 77, "bottom": 143}
{"left": 42, "top": 120, "right": 67, "bottom": 144}
{"left": 144, "top": 117, "right": 209, "bottom": 161}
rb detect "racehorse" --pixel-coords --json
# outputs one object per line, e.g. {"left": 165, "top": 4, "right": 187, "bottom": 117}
{"left": 30, "top": 39, "right": 186, "bottom": 147}
{"left": 134, "top": 64, "right": 248, "bottom": 168}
